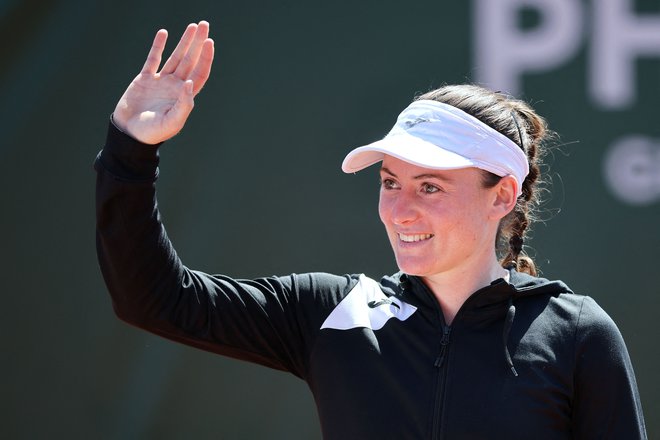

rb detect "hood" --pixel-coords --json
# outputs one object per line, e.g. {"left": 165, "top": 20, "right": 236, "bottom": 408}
{"left": 509, "top": 269, "right": 573, "bottom": 297}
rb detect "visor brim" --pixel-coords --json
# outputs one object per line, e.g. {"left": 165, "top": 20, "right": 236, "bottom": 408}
{"left": 342, "top": 133, "right": 476, "bottom": 173}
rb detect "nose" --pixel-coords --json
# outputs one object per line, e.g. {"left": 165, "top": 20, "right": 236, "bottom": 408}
{"left": 381, "top": 191, "right": 420, "bottom": 226}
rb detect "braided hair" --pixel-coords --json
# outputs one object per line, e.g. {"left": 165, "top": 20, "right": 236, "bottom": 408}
{"left": 416, "top": 85, "right": 550, "bottom": 276}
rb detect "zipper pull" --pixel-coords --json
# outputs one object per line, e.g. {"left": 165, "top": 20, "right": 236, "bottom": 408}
{"left": 434, "top": 326, "right": 452, "bottom": 368}
{"left": 434, "top": 348, "right": 446, "bottom": 368}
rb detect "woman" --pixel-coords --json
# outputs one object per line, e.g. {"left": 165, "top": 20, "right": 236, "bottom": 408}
{"left": 95, "top": 21, "right": 647, "bottom": 438}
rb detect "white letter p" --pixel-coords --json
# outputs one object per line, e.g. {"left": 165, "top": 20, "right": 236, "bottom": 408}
{"left": 473, "top": 0, "right": 583, "bottom": 96}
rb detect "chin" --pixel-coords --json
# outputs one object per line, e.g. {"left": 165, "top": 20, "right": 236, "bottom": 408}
{"left": 395, "top": 259, "right": 436, "bottom": 277}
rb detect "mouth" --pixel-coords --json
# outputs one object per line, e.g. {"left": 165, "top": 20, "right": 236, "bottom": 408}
{"left": 398, "top": 233, "right": 434, "bottom": 243}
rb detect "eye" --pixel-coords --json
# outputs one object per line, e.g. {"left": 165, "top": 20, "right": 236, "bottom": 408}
{"left": 380, "top": 177, "right": 400, "bottom": 190}
{"left": 421, "top": 182, "right": 441, "bottom": 194}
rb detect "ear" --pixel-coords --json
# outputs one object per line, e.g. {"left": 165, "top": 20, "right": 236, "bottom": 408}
{"left": 488, "top": 175, "right": 518, "bottom": 220}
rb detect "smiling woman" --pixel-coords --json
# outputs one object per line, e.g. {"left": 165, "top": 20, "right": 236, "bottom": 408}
{"left": 378, "top": 162, "right": 511, "bottom": 323}
{"left": 95, "top": 21, "right": 647, "bottom": 439}
{"left": 343, "top": 87, "right": 548, "bottom": 324}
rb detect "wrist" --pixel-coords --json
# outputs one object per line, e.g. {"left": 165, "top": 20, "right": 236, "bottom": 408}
{"left": 96, "top": 116, "right": 162, "bottom": 181}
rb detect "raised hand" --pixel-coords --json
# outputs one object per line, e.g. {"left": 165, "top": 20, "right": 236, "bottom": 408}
{"left": 113, "top": 21, "right": 215, "bottom": 145}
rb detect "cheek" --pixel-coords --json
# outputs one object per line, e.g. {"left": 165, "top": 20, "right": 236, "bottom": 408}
{"left": 378, "top": 193, "right": 389, "bottom": 225}
{"left": 431, "top": 199, "right": 479, "bottom": 233}
{"left": 452, "top": 197, "right": 492, "bottom": 239}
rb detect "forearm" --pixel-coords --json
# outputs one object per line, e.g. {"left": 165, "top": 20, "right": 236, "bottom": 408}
{"left": 93, "top": 122, "right": 318, "bottom": 373}
{"left": 94, "top": 118, "right": 184, "bottom": 326}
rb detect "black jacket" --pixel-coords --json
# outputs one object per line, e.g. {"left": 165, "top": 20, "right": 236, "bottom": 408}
{"left": 95, "top": 121, "right": 647, "bottom": 439}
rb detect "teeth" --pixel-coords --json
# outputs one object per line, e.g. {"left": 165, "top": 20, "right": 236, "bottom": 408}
{"left": 399, "top": 233, "right": 433, "bottom": 243}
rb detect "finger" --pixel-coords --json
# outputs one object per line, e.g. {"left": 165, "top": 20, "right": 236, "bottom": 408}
{"left": 174, "top": 20, "right": 210, "bottom": 79}
{"left": 160, "top": 23, "right": 198, "bottom": 74}
{"left": 141, "top": 29, "right": 168, "bottom": 74}
{"left": 190, "top": 38, "right": 215, "bottom": 95}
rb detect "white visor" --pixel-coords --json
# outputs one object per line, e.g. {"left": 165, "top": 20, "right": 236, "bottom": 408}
{"left": 342, "top": 100, "right": 529, "bottom": 197}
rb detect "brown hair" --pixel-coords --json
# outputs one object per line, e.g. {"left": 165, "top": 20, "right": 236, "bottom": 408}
{"left": 416, "top": 85, "right": 551, "bottom": 276}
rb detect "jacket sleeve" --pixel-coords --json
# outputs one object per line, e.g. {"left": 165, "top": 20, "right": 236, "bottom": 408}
{"left": 571, "top": 296, "right": 647, "bottom": 439}
{"left": 94, "top": 119, "right": 355, "bottom": 379}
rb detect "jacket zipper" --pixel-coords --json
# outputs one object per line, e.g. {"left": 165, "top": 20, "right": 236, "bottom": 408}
{"left": 431, "top": 324, "right": 452, "bottom": 439}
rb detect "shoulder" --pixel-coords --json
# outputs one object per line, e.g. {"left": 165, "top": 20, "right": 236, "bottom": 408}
{"left": 269, "top": 272, "right": 365, "bottom": 310}
{"left": 511, "top": 271, "right": 621, "bottom": 342}
{"left": 281, "top": 272, "right": 400, "bottom": 295}
{"left": 536, "top": 287, "right": 628, "bottom": 361}
{"left": 280, "top": 272, "right": 362, "bottom": 296}
{"left": 511, "top": 269, "right": 583, "bottom": 321}
{"left": 549, "top": 294, "right": 624, "bottom": 350}
{"left": 285, "top": 272, "right": 402, "bottom": 303}
{"left": 573, "top": 295, "right": 627, "bottom": 353}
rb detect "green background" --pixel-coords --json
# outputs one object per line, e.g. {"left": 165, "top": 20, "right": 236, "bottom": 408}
{"left": 2, "top": 0, "right": 658, "bottom": 438}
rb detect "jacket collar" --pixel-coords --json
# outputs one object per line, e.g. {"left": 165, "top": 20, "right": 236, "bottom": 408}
{"left": 384, "top": 269, "right": 572, "bottom": 317}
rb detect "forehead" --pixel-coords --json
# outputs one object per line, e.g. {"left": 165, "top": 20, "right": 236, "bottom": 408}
{"left": 380, "top": 155, "right": 478, "bottom": 181}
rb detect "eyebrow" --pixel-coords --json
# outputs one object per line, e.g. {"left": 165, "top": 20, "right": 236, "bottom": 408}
{"left": 380, "top": 167, "right": 455, "bottom": 183}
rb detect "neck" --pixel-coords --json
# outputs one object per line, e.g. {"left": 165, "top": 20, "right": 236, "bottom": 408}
{"left": 421, "top": 255, "right": 507, "bottom": 325}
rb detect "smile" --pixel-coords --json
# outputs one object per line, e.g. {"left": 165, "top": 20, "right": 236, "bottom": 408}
{"left": 398, "top": 233, "right": 434, "bottom": 243}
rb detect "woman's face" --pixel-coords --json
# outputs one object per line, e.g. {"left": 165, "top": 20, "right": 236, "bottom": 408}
{"left": 378, "top": 155, "right": 504, "bottom": 279}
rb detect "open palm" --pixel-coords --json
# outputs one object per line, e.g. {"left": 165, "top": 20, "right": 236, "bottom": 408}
{"left": 113, "top": 21, "right": 215, "bottom": 145}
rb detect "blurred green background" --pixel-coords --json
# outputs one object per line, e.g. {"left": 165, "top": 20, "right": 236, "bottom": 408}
{"left": 2, "top": 0, "right": 658, "bottom": 438}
